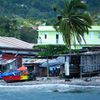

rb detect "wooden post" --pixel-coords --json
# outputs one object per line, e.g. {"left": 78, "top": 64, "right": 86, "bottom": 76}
{"left": 47, "top": 57, "right": 49, "bottom": 77}
{"left": 65, "top": 56, "right": 70, "bottom": 76}
{"left": 80, "top": 65, "right": 82, "bottom": 79}
{"left": 80, "top": 56, "right": 82, "bottom": 79}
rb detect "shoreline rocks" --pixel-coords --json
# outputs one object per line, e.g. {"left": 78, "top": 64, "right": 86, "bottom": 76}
{"left": 1, "top": 77, "right": 100, "bottom": 86}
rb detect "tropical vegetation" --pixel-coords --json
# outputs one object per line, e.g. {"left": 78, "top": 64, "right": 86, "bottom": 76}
{"left": 53, "top": 0, "right": 92, "bottom": 49}
{"left": 0, "top": 0, "right": 99, "bottom": 43}
{"left": 0, "top": 0, "right": 99, "bottom": 25}
{"left": 33, "top": 45, "right": 68, "bottom": 57}
{"left": 0, "top": 16, "right": 38, "bottom": 43}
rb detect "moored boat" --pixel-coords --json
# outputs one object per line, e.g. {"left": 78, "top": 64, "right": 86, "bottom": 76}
{"left": 2, "top": 66, "right": 36, "bottom": 83}
{"left": 3, "top": 74, "right": 33, "bottom": 83}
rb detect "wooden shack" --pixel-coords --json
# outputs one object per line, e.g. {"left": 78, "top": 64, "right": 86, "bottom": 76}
{"left": 64, "top": 54, "right": 80, "bottom": 78}
{"left": 80, "top": 51, "right": 100, "bottom": 77}
{"left": 0, "top": 37, "right": 38, "bottom": 72}
{"left": 23, "top": 59, "right": 47, "bottom": 77}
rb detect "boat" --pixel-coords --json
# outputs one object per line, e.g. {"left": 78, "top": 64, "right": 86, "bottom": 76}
{"left": 2, "top": 74, "right": 34, "bottom": 83}
{"left": 0, "top": 70, "right": 19, "bottom": 79}
{"left": 2, "top": 66, "right": 35, "bottom": 83}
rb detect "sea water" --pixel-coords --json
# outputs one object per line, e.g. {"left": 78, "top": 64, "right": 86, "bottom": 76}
{"left": 0, "top": 84, "right": 100, "bottom": 100}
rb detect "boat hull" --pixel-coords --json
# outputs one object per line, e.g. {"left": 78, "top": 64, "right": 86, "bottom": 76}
{"left": 3, "top": 75, "right": 32, "bottom": 83}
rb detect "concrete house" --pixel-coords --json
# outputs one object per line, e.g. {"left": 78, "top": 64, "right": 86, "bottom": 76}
{"left": 38, "top": 26, "right": 100, "bottom": 49}
{"left": 37, "top": 26, "right": 100, "bottom": 77}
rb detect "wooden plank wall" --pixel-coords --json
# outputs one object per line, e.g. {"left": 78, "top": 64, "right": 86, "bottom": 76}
{"left": 80, "top": 54, "right": 100, "bottom": 75}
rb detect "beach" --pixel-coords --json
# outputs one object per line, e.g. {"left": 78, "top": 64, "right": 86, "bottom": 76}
{"left": 1, "top": 76, "right": 100, "bottom": 86}
{"left": 1, "top": 77, "right": 100, "bottom": 100}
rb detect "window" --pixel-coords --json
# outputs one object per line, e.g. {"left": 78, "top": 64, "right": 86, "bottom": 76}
{"left": 56, "top": 34, "right": 59, "bottom": 44}
{"left": 56, "top": 34, "right": 59, "bottom": 39}
{"left": 90, "top": 32, "right": 94, "bottom": 39}
{"left": 38, "top": 37, "right": 42, "bottom": 43}
{"left": 45, "top": 34, "right": 47, "bottom": 39}
{"left": 98, "top": 33, "right": 100, "bottom": 39}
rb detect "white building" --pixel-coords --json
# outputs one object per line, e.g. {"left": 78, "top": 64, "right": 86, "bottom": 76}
{"left": 38, "top": 26, "right": 100, "bottom": 49}
{"left": 38, "top": 26, "right": 64, "bottom": 45}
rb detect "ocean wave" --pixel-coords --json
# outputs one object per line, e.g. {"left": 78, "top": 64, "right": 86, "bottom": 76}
{"left": 0, "top": 84, "right": 100, "bottom": 93}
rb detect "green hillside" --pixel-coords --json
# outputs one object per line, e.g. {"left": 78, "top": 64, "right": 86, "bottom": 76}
{"left": 0, "top": 0, "right": 99, "bottom": 43}
{"left": 0, "top": 0, "right": 99, "bottom": 19}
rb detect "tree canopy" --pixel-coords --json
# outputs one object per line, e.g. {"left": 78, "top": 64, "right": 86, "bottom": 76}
{"left": 0, "top": 0, "right": 99, "bottom": 25}
{"left": 54, "top": 0, "right": 92, "bottom": 49}
{"left": 0, "top": 16, "right": 38, "bottom": 43}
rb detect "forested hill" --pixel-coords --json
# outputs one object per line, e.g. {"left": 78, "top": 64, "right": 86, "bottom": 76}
{"left": 0, "top": 0, "right": 58, "bottom": 19}
{"left": 0, "top": 0, "right": 100, "bottom": 19}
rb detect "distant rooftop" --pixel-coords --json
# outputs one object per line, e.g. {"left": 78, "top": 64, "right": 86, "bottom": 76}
{"left": 38, "top": 26, "right": 100, "bottom": 31}
{"left": 0, "top": 37, "right": 35, "bottom": 49}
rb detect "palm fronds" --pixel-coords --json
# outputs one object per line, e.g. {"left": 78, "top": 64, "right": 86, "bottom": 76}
{"left": 54, "top": 0, "right": 92, "bottom": 49}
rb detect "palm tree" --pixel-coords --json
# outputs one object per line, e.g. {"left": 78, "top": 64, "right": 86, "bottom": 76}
{"left": 53, "top": 0, "right": 92, "bottom": 50}
{"left": 53, "top": 0, "right": 92, "bottom": 77}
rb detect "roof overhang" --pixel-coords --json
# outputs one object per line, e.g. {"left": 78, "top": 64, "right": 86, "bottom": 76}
{"left": 0, "top": 47, "right": 39, "bottom": 56}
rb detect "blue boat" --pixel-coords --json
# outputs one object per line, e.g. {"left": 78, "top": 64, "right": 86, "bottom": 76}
{"left": 0, "top": 70, "right": 19, "bottom": 78}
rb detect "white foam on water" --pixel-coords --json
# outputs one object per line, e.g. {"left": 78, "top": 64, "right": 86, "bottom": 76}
{"left": 0, "top": 84, "right": 100, "bottom": 93}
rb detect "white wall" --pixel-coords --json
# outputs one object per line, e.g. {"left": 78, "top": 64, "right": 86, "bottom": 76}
{"left": 38, "top": 31, "right": 64, "bottom": 44}
{"left": 38, "top": 26, "right": 100, "bottom": 48}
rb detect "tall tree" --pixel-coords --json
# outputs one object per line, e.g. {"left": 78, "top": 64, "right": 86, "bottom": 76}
{"left": 53, "top": 0, "right": 92, "bottom": 50}
{"left": 0, "top": 16, "right": 20, "bottom": 38}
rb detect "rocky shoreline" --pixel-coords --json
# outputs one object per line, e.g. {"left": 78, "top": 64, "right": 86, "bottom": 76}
{"left": 1, "top": 77, "right": 100, "bottom": 86}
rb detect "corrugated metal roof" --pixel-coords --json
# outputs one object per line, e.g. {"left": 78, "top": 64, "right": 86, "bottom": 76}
{"left": 33, "top": 59, "right": 47, "bottom": 64}
{"left": 24, "top": 57, "right": 65, "bottom": 66}
{"left": 0, "top": 58, "right": 16, "bottom": 65}
{"left": 23, "top": 59, "right": 47, "bottom": 64}
{"left": 0, "top": 37, "right": 34, "bottom": 49}
{"left": 41, "top": 58, "right": 64, "bottom": 67}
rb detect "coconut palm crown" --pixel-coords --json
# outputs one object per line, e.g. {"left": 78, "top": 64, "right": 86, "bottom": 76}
{"left": 53, "top": 0, "right": 92, "bottom": 49}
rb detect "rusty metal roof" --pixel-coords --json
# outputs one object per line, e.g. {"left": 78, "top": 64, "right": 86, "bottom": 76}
{"left": 0, "top": 58, "right": 16, "bottom": 65}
